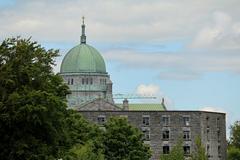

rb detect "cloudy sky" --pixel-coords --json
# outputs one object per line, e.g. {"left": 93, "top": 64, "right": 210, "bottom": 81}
{"left": 1, "top": 0, "right": 239, "bottom": 136}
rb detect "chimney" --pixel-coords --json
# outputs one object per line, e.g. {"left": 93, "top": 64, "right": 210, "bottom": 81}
{"left": 123, "top": 98, "right": 129, "bottom": 111}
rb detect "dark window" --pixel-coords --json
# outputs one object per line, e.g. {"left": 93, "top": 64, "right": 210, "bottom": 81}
{"left": 67, "top": 78, "right": 70, "bottom": 85}
{"left": 97, "top": 116, "right": 106, "bottom": 125}
{"left": 207, "top": 145, "right": 210, "bottom": 157}
{"left": 217, "top": 117, "right": 220, "bottom": 129}
{"left": 142, "top": 129, "right": 150, "bottom": 141}
{"left": 218, "top": 145, "right": 221, "bottom": 157}
{"left": 163, "top": 130, "right": 170, "bottom": 140}
{"left": 86, "top": 78, "right": 88, "bottom": 85}
{"left": 207, "top": 129, "right": 210, "bottom": 141}
{"left": 206, "top": 116, "right": 209, "bottom": 128}
{"left": 163, "top": 116, "right": 170, "bottom": 126}
{"left": 143, "top": 116, "right": 150, "bottom": 126}
{"left": 163, "top": 146, "right": 170, "bottom": 154}
{"left": 71, "top": 78, "right": 74, "bottom": 85}
{"left": 82, "top": 78, "right": 84, "bottom": 84}
{"left": 90, "top": 78, "right": 93, "bottom": 85}
{"left": 183, "top": 146, "right": 190, "bottom": 155}
{"left": 183, "top": 116, "right": 190, "bottom": 126}
{"left": 183, "top": 131, "right": 190, "bottom": 140}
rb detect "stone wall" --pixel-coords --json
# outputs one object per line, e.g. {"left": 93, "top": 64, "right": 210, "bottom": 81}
{"left": 79, "top": 111, "right": 226, "bottom": 160}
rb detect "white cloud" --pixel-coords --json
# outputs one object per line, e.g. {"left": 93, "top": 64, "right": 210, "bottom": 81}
{"left": 136, "top": 84, "right": 160, "bottom": 96}
{"left": 191, "top": 12, "right": 240, "bottom": 49}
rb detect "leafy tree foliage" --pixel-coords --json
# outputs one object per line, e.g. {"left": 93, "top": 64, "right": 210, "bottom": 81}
{"left": 191, "top": 136, "right": 207, "bottom": 160}
{"left": 103, "top": 117, "right": 151, "bottom": 160}
{"left": 159, "top": 140, "right": 184, "bottom": 160}
{"left": 0, "top": 37, "right": 74, "bottom": 159}
{"left": 228, "top": 121, "right": 240, "bottom": 160}
{"left": 229, "top": 121, "right": 240, "bottom": 148}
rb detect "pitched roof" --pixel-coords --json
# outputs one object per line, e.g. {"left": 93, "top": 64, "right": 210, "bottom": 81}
{"left": 116, "top": 103, "right": 166, "bottom": 111}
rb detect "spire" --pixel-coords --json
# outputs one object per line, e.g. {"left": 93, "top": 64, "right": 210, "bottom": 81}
{"left": 81, "top": 16, "right": 86, "bottom": 44}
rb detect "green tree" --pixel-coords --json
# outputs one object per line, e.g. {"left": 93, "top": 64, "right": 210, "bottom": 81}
{"left": 159, "top": 140, "right": 184, "bottom": 160}
{"left": 228, "top": 121, "right": 240, "bottom": 160}
{"left": 103, "top": 117, "right": 151, "bottom": 160}
{"left": 191, "top": 136, "right": 207, "bottom": 160}
{"left": 229, "top": 121, "right": 240, "bottom": 148}
{"left": 0, "top": 37, "right": 71, "bottom": 159}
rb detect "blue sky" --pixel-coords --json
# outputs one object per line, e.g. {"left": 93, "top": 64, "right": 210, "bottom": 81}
{"left": 1, "top": 0, "right": 240, "bottom": 137}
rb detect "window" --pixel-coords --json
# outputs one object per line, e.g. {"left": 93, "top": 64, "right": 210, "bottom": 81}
{"left": 183, "top": 131, "right": 191, "bottom": 140}
{"left": 163, "top": 146, "right": 170, "bottom": 154}
{"left": 217, "top": 117, "right": 220, "bottom": 129}
{"left": 142, "top": 115, "right": 150, "bottom": 126}
{"left": 183, "top": 116, "right": 190, "bottom": 126}
{"left": 163, "top": 130, "right": 170, "bottom": 140}
{"left": 82, "top": 78, "right": 84, "bottom": 84}
{"left": 206, "top": 116, "right": 209, "bottom": 128}
{"left": 162, "top": 116, "right": 170, "bottom": 126}
{"left": 142, "top": 129, "right": 150, "bottom": 141}
{"left": 86, "top": 78, "right": 88, "bottom": 85}
{"left": 207, "top": 144, "right": 210, "bottom": 157}
{"left": 183, "top": 146, "right": 190, "bottom": 155}
{"left": 218, "top": 145, "right": 221, "bottom": 157}
{"left": 67, "top": 78, "right": 70, "bottom": 85}
{"left": 71, "top": 78, "right": 74, "bottom": 85}
{"left": 207, "top": 129, "right": 210, "bottom": 141}
{"left": 90, "top": 78, "right": 93, "bottom": 85}
{"left": 97, "top": 116, "right": 106, "bottom": 125}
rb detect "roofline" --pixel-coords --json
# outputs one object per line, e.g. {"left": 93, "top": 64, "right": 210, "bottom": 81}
{"left": 77, "top": 110, "right": 226, "bottom": 114}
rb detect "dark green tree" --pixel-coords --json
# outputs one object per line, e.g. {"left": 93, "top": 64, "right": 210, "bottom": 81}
{"left": 103, "top": 117, "right": 151, "bottom": 160}
{"left": 228, "top": 121, "right": 240, "bottom": 160}
{"left": 0, "top": 37, "right": 71, "bottom": 159}
{"left": 229, "top": 121, "right": 240, "bottom": 148}
{"left": 159, "top": 139, "right": 184, "bottom": 160}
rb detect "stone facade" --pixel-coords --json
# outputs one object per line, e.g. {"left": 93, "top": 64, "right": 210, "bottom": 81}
{"left": 79, "top": 110, "right": 226, "bottom": 160}
{"left": 59, "top": 72, "right": 113, "bottom": 107}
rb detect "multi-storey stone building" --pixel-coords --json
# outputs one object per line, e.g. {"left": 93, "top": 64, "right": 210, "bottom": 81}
{"left": 59, "top": 19, "right": 226, "bottom": 160}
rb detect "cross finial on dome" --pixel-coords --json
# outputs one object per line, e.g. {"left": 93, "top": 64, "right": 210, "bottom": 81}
{"left": 82, "top": 16, "right": 85, "bottom": 25}
{"left": 81, "top": 16, "right": 86, "bottom": 44}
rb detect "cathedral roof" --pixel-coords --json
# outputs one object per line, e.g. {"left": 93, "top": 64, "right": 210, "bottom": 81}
{"left": 60, "top": 17, "right": 106, "bottom": 74}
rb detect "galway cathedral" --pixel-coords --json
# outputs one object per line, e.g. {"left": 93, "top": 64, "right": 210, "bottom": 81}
{"left": 59, "top": 19, "right": 226, "bottom": 160}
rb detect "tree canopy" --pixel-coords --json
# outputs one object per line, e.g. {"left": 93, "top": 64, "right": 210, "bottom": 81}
{"left": 228, "top": 121, "right": 240, "bottom": 160}
{"left": 0, "top": 37, "right": 152, "bottom": 159}
{"left": 103, "top": 117, "right": 151, "bottom": 160}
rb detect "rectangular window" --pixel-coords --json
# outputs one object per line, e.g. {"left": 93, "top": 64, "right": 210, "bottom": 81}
{"left": 162, "top": 116, "right": 170, "bottom": 126}
{"left": 183, "top": 116, "right": 190, "bottom": 126}
{"left": 86, "top": 78, "right": 88, "bottom": 85}
{"left": 142, "top": 129, "right": 150, "bottom": 141}
{"left": 217, "top": 117, "right": 220, "bottom": 129}
{"left": 218, "top": 145, "right": 221, "bottom": 157}
{"left": 207, "top": 144, "right": 210, "bottom": 157}
{"left": 142, "top": 115, "right": 150, "bottom": 126}
{"left": 90, "top": 78, "right": 93, "bottom": 85}
{"left": 97, "top": 115, "right": 106, "bottom": 125}
{"left": 183, "top": 131, "right": 191, "bottom": 140}
{"left": 163, "top": 146, "right": 170, "bottom": 154}
{"left": 71, "top": 78, "right": 74, "bottom": 85}
{"left": 207, "top": 129, "right": 210, "bottom": 141}
{"left": 67, "top": 78, "right": 70, "bottom": 85}
{"left": 82, "top": 78, "right": 84, "bottom": 84}
{"left": 206, "top": 116, "right": 209, "bottom": 128}
{"left": 163, "top": 130, "right": 170, "bottom": 140}
{"left": 183, "top": 146, "right": 190, "bottom": 155}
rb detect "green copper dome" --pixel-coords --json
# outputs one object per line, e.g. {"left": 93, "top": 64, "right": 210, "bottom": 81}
{"left": 60, "top": 18, "right": 106, "bottom": 73}
{"left": 60, "top": 44, "right": 106, "bottom": 73}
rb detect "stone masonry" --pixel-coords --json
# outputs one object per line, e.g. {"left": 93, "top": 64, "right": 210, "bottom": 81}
{"left": 79, "top": 110, "right": 226, "bottom": 160}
